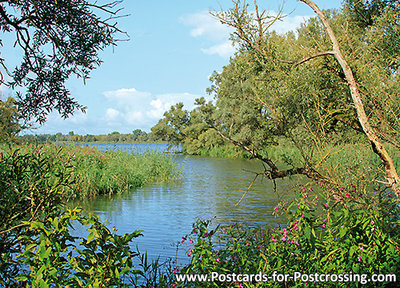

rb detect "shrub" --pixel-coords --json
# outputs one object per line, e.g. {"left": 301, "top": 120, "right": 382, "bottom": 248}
{"left": 175, "top": 187, "right": 400, "bottom": 287}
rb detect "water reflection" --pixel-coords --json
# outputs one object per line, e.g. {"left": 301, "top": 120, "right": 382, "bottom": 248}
{"left": 71, "top": 143, "right": 305, "bottom": 264}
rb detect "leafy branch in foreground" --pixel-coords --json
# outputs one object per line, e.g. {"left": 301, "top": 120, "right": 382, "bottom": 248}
{"left": 0, "top": 0, "right": 127, "bottom": 123}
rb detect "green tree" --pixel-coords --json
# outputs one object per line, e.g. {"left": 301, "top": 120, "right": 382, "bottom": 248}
{"left": 0, "top": 97, "right": 21, "bottom": 143}
{"left": 0, "top": 0, "right": 126, "bottom": 123}
{"left": 151, "top": 99, "right": 226, "bottom": 154}
{"left": 206, "top": 0, "right": 400, "bottom": 196}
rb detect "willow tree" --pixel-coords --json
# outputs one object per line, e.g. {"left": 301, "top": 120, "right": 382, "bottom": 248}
{"left": 210, "top": 0, "right": 400, "bottom": 198}
{"left": 0, "top": 0, "right": 126, "bottom": 123}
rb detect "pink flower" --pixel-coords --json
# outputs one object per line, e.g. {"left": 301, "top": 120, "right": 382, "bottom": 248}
{"left": 172, "top": 284, "right": 177, "bottom": 288}
{"left": 181, "top": 237, "right": 186, "bottom": 243}
{"left": 322, "top": 224, "right": 326, "bottom": 228}
{"left": 274, "top": 206, "right": 279, "bottom": 212}
{"left": 345, "top": 192, "right": 350, "bottom": 198}
{"left": 216, "top": 257, "right": 221, "bottom": 263}
{"left": 188, "top": 249, "right": 193, "bottom": 256}
{"left": 189, "top": 240, "right": 193, "bottom": 244}
{"left": 246, "top": 241, "right": 250, "bottom": 246}
{"left": 173, "top": 268, "right": 179, "bottom": 274}
{"left": 358, "top": 256, "right": 362, "bottom": 262}
{"left": 297, "top": 204, "right": 300, "bottom": 209}
{"left": 324, "top": 203, "right": 329, "bottom": 208}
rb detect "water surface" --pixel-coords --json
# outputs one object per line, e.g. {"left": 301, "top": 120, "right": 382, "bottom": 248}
{"left": 72, "top": 143, "right": 304, "bottom": 264}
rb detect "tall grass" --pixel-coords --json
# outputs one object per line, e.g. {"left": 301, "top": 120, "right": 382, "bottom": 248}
{"left": 0, "top": 144, "right": 180, "bottom": 199}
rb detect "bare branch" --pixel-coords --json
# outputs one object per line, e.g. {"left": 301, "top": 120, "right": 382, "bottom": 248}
{"left": 294, "top": 51, "right": 335, "bottom": 67}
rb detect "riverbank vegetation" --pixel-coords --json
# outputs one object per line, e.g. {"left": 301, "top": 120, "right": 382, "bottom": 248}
{"left": 1, "top": 0, "right": 400, "bottom": 286}
{"left": 0, "top": 144, "right": 178, "bottom": 287}
{"left": 176, "top": 185, "right": 400, "bottom": 287}
{"left": 152, "top": 0, "right": 400, "bottom": 196}
{"left": 152, "top": 0, "right": 400, "bottom": 286}
{"left": 0, "top": 144, "right": 180, "bottom": 199}
{"left": 19, "top": 129, "right": 163, "bottom": 144}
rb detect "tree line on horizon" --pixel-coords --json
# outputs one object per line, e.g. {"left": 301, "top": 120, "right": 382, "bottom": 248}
{"left": 19, "top": 129, "right": 164, "bottom": 144}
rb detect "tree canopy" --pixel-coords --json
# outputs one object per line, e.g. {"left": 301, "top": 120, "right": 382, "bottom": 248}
{"left": 152, "top": 0, "right": 400, "bottom": 197}
{"left": 0, "top": 0, "right": 126, "bottom": 123}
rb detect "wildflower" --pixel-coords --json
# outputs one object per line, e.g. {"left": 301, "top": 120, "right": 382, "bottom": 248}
{"left": 308, "top": 188, "right": 313, "bottom": 193}
{"left": 246, "top": 241, "right": 250, "bottom": 246}
{"left": 216, "top": 257, "right": 221, "bottom": 263}
{"left": 173, "top": 268, "right": 179, "bottom": 274}
{"left": 189, "top": 240, "right": 193, "bottom": 244}
{"left": 301, "top": 187, "right": 307, "bottom": 193}
{"left": 172, "top": 283, "right": 177, "bottom": 288}
{"left": 203, "top": 232, "right": 210, "bottom": 238}
{"left": 339, "top": 186, "right": 344, "bottom": 191}
{"left": 305, "top": 194, "right": 309, "bottom": 199}
{"left": 274, "top": 206, "right": 279, "bottom": 212}
{"left": 297, "top": 204, "right": 300, "bottom": 209}
{"left": 322, "top": 224, "right": 326, "bottom": 228}
{"left": 345, "top": 192, "right": 350, "bottom": 198}
{"left": 181, "top": 237, "right": 186, "bottom": 243}
{"left": 188, "top": 249, "right": 193, "bottom": 256}
{"left": 358, "top": 256, "right": 362, "bottom": 262}
{"left": 324, "top": 203, "right": 329, "bottom": 208}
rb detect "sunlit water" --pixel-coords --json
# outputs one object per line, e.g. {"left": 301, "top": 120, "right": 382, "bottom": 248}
{"left": 70, "top": 143, "right": 305, "bottom": 265}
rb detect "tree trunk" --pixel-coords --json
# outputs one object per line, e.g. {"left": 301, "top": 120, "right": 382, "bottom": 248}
{"left": 300, "top": 0, "right": 400, "bottom": 200}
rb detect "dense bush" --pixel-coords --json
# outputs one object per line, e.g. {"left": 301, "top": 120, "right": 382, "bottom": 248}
{"left": 0, "top": 145, "right": 179, "bottom": 287}
{"left": 175, "top": 187, "right": 400, "bottom": 287}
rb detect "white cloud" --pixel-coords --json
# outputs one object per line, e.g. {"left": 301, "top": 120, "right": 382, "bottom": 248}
{"left": 181, "top": 10, "right": 310, "bottom": 59}
{"left": 26, "top": 109, "right": 90, "bottom": 135}
{"left": 105, "top": 108, "right": 120, "bottom": 121}
{"left": 268, "top": 13, "right": 310, "bottom": 34}
{"left": 101, "top": 88, "right": 206, "bottom": 131}
{"left": 180, "top": 11, "right": 233, "bottom": 42}
{"left": 201, "top": 42, "right": 236, "bottom": 58}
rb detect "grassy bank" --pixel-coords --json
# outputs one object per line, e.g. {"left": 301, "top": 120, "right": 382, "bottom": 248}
{"left": 0, "top": 143, "right": 180, "bottom": 199}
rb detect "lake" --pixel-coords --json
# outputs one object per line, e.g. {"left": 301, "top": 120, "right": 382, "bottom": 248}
{"left": 71, "top": 143, "right": 304, "bottom": 265}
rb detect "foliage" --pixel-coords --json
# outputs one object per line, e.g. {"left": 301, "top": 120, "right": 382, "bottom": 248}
{"left": 0, "top": 144, "right": 180, "bottom": 199}
{"left": 0, "top": 144, "right": 179, "bottom": 287}
{"left": 0, "top": 0, "right": 125, "bottom": 123}
{"left": 7, "top": 208, "right": 143, "bottom": 288}
{"left": 19, "top": 129, "right": 159, "bottom": 144}
{"left": 175, "top": 187, "right": 400, "bottom": 287}
{"left": 0, "top": 97, "right": 21, "bottom": 143}
{"left": 152, "top": 0, "right": 400, "bottom": 190}
{"left": 151, "top": 99, "right": 227, "bottom": 155}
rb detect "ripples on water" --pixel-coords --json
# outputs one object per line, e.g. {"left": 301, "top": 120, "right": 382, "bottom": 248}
{"left": 71, "top": 143, "right": 303, "bottom": 264}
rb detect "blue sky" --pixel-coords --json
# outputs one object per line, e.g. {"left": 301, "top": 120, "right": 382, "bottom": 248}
{"left": 2, "top": 0, "right": 342, "bottom": 135}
